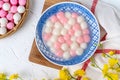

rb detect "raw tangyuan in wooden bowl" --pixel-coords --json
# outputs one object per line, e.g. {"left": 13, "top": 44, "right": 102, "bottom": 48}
{"left": 0, "top": 0, "right": 29, "bottom": 38}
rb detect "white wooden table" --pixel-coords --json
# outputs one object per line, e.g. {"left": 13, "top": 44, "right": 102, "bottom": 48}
{"left": 0, "top": 0, "right": 120, "bottom": 79}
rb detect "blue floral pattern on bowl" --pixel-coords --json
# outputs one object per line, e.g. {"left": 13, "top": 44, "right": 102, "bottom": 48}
{"left": 35, "top": 2, "right": 100, "bottom": 66}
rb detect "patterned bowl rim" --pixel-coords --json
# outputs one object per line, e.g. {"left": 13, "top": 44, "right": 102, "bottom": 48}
{"left": 35, "top": 2, "right": 100, "bottom": 66}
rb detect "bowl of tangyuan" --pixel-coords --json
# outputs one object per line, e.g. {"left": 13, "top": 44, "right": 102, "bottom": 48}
{"left": 35, "top": 2, "right": 100, "bottom": 66}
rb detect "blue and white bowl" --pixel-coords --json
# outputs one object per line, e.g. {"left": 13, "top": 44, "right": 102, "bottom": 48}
{"left": 35, "top": 2, "right": 100, "bottom": 66}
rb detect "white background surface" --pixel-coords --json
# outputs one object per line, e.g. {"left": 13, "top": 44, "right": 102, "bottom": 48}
{"left": 0, "top": 0, "right": 120, "bottom": 79}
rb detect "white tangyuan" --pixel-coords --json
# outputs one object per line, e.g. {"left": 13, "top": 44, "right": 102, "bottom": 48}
{"left": 52, "top": 28, "right": 61, "bottom": 36}
{"left": 80, "top": 43, "right": 87, "bottom": 49}
{"left": 64, "top": 24, "right": 71, "bottom": 30}
{"left": 76, "top": 48, "right": 84, "bottom": 55}
{"left": 61, "top": 43, "right": 69, "bottom": 51}
{"left": 0, "top": 27, "right": 7, "bottom": 35}
{"left": 70, "top": 42, "right": 79, "bottom": 50}
{"left": 46, "top": 20, "right": 53, "bottom": 27}
{"left": 47, "top": 41, "right": 53, "bottom": 48}
{"left": 74, "top": 30, "right": 82, "bottom": 37}
{"left": 77, "top": 16, "right": 84, "bottom": 23}
{"left": 68, "top": 18, "right": 75, "bottom": 25}
{"left": 13, "top": 13, "right": 21, "bottom": 21}
{"left": 0, "top": 18, "right": 8, "bottom": 27}
{"left": 81, "top": 21, "right": 88, "bottom": 29}
{"left": 65, "top": 12, "right": 71, "bottom": 19}
{"left": 45, "top": 26, "right": 52, "bottom": 33}
{"left": 61, "top": 28, "right": 67, "bottom": 35}
{"left": 71, "top": 36, "right": 76, "bottom": 42}
{"left": 17, "top": 6, "right": 25, "bottom": 13}
{"left": 54, "top": 22, "right": 62, "bottom": 29}
{"left": 63, "top": 51, "right": 71, "bottom": 60}
{"left": 50, "top": 35, "right": 58, "bottom": 42}
{"left": 3, "top": 3, "right": 10, "bottom": 11}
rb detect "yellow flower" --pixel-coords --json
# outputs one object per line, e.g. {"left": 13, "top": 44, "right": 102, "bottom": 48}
{"left": 9, "top": 74, "right": 19, "bottom": 80}
{"left": 106, "top": 73, "right": 119, "bottom": 80}
{"left": 74, "top": 69, "right": 85, "bottom": 77}
{"left": 0, "top": 73, "right": 6, "bottom": 80}
{"left": 108, "top": 51, "right": 115, "bottom": 56}
{"left": 82, "top": 77, "right": 89, "bottom": 80}
{"left": 59, "top": 69, "right": 71, "bottom": 80}
{"left": 108, "top": 58, "right": 118, "bottom": 67}
{"left": 102, "top": 64, "right": 108, "bottom": 74}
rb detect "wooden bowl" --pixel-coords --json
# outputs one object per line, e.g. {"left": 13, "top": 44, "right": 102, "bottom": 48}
{"left": 0, "top": 0, "right": 29, "bottom": 39}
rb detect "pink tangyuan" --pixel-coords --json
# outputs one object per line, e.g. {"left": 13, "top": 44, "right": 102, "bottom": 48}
{"left": 83, "top": 35, "right": 90, "bottom": 43}
{"left": 72, "top": 23, "right": 81, "bottom": 31}
{"left": 0, "top": 1, "right": 4, "bottom": 8}
{"left": 70, "top": 50, "right": 76, "bottom": 57}
{"left": 50, "top": 15, "right": 58, "bottom": 23}
{"left": 66, "top": 39, "right": 72, "bottom": 46}
{"left": 19, "top": 0, "right": 26, "bottom": 6}
{"left": 77, "top": 36, "right": 84, "bottom": 44}
{"left": 6, "top": 22, "right": 14, "bottom": 30}
{"left": 10, "top": 0, "right": 18, "bottom": 5}
{"left": 72, "top": 12, "right": 78, "bottom": 18}
{"left": 68, "top": 28, "right": 74, "bottom": 36}
{"left": 0, "top": 9, "right": 7, "bottom": 17}
{"left": 58, "top": 36, "right": 65, "bottom": 43}
{"left": 10, "top": 6, "right": 17, "bottom": 13}
{"left": 63, "top": 34, "right": 71, "bottom": 41}
{"left": 43, "top": 33, "right": 52, "bottom": 41}
{"left": 59, "top": 17, "right": 68, "bottom": 25}
{"left": 6, "top": 13, "right": 14, "bottom": 21}
{"left": 55, "top": 49, "right": 63, "bottom": 57}
{"left": 3, "top": 0, "right": 9, "bottom": 2}
{"left": 56, "top": 11, "right": 64, "bottom": 20}
{"left": 82, "top": 29, "right": 90, "bottom": 35}
{"left": 54, "top": 41, "right": 61, "bottom": 50}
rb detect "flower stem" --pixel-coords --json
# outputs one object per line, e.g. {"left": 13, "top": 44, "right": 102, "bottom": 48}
{"left": 90, "top": 57, "right": 102, "bottom": 70}
{"left": 104, "top": 53, "right": 112, "bottom": 58}
{"left": 67, "top": 70, "right": 76, "bottom": 79}
{"left": 94, "top": 62, "right": 102, "bottom": 70}
{"left": 105, "top": 74, "right": 113, "bottom": 80}
{"left": 117, "top": 63, "right": 120, "bottom": 67}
